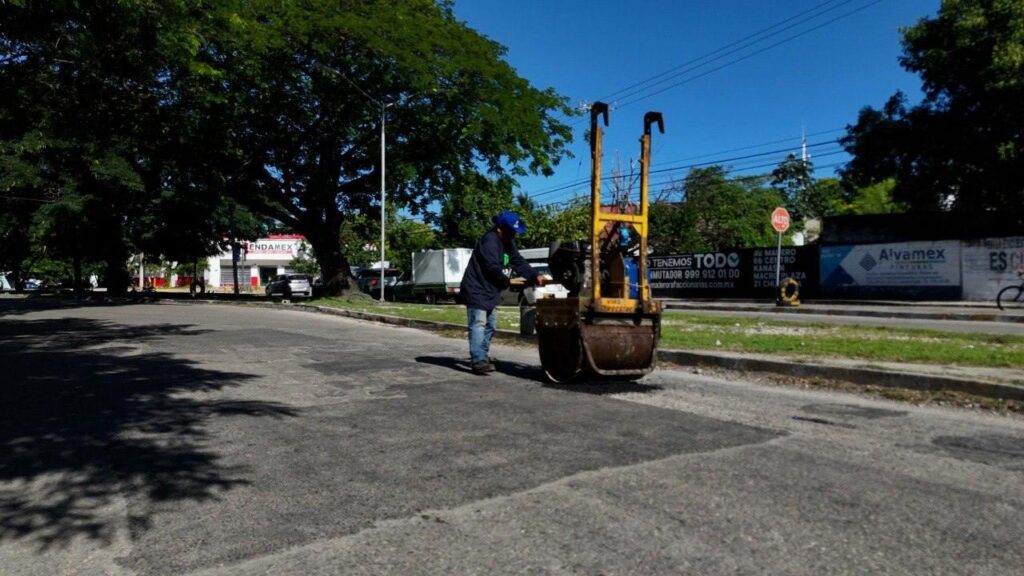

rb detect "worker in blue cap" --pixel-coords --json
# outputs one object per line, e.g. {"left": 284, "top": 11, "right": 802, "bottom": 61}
{"left": 459, "top": 210, "right": 547, "bottom": 374}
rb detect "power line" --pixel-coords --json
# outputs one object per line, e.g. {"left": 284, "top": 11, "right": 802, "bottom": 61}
{"left": 534, "top": 151, "right": 848, "bottom": 210}
{"left": 594, "top": 0, "right": 859, "bottom": 108}
{"left": 655, "top": 127, "right": 845, "bottom": 165}
{"left": 526, "top": 138, "right": 842, "bottom": 201}
{"left": 567, "top": 0, "right": 884, "bottom": 124}
{"left": 613, "top": 0, "right": 886, "bottom": 111}
{"left": 525, "top": 127, "right": 845, "bottom": 198}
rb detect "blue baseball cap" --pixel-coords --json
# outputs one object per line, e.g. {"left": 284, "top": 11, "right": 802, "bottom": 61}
{"left": 493, "top": 210, "right": 526, "bottom": 235}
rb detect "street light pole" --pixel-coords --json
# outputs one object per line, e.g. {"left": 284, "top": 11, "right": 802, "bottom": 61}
{"left": 379, "top": 104, "right": 386, "bottom": 302}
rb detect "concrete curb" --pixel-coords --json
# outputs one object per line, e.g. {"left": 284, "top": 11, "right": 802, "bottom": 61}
{"left": 657, "top": 350, "right": 1024, "bottom": 402}
{"left": 235, "top": 301, "right": 1024, "bottom": 402}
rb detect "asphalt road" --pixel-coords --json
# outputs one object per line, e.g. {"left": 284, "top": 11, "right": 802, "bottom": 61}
{"left": 1, "top": 300, "right": 1022, "bottom": 575}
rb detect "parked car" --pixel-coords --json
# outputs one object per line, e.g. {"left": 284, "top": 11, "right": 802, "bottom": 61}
{"left": 265, "top": 274, "right": 312, "bottom": 298}
{"left": 356, "top": 268, "right": 402, "bottom": 296}
{"left": 386, "top": 271, "right": 413, "bottom": 302}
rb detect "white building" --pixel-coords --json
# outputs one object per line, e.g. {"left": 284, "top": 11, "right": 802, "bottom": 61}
{"left": 205, "top": 234, "right": 311, "bottom": 290}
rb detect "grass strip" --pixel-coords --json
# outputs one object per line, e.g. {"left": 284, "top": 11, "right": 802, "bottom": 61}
{"left": 661, "top": 312, "right": 1024, "bottom": 368}
{"left": 315, "top": 297, "right": 1024, "bottom": 368}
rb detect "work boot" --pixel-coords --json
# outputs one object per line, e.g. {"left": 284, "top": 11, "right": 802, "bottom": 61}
{"left": 471, "top": 360, "right": 495, "bottom": 375}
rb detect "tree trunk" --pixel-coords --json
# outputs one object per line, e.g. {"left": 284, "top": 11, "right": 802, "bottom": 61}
{"left": 232, "top": 241, "right": 240, "bottom": 297}
{"left": 307, "top": 228, "right": 355, "bottom": 296}
{"left": 105, "top": 254, "right": 131, "bottom": 296}
{"left": 73, "top": 251, "right": 83, "bottom": 301}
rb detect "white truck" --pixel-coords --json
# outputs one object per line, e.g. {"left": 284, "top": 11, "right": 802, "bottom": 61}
{"left": 391, "top": 248, "right": 473, "bottom": 304}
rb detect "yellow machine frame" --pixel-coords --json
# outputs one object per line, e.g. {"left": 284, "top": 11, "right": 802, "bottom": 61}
{"left": 534, "top": 102, "right": 664, "bottom": 382}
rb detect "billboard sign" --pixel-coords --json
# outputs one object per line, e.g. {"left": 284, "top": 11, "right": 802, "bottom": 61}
{"left": 820, "top": 240, "right": 961, "bottom": 299}
{"left": 650, "top": 246, "right": 819, "bottom": 299}
{"left": 240, "top": 235, "right": 307, "bottom": 261}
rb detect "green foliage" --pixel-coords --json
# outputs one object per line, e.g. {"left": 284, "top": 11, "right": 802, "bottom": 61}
{"left": 508, "top": 193, "right": 589, "bottom": 250}
{"left": 1, "top": 1, "right": 573, "bottom": 294}
{"left": 437, "top": 173, "right": 516, "bottom": 247}
{"left": 651, "top": 166, "right": 784, "bottom": 253}
{"left": 770, "top": 156, "right": 848, "bottom": 224}
{"left": 839, "top": 179, "right": 907, "bottom": 215}
{"left": 841, "top": 0, "right": 1024, "bottom": 222}
{"left": 288, "top": 241, "right": 322, "bottom": 278}
{"left": 206, "top": 0, "right": 574, "bottom": 291}
{"left": 770, "top": 153, "right": 814, "bottom": 221}
{"left": 813, "top": 178, "right": 848, "bottom": 217}
{"left": 536, "top": 197, "right": 591, "bottom": 248}
{"left": 0, "top": 0, "right": 230, "bottom": 293}
{"left": 389, "top": 218, "right": 440, "bottom": 271}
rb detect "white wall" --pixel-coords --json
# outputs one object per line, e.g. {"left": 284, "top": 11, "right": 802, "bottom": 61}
{"left": 961, "top": 236, "right": 1024, "bottom": 301}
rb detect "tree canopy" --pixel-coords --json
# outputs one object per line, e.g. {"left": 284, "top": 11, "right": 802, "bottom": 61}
{"left": 650, "top": 166, "right": 783, "bottom": 254}
{"left": 840, "top": 0, "right": 1024, "bottom": 223}
{"left": 202, "top": 0, "right": 573, "bottom": 291}
{"left": 0, "top": 0, "right": 574, "bottom": 294}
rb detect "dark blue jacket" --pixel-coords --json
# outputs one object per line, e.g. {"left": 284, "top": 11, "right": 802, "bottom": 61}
{"left": 460, "top": 229, "right": 537, "bottom": 310}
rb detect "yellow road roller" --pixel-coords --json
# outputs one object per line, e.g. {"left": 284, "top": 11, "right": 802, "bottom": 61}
{"left": 536, "top": 102, "right": 664, "bottom": 383}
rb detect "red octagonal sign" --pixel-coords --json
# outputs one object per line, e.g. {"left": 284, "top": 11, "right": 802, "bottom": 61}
{"left": 771, "top": 207, "right": 790, "bottom": 233}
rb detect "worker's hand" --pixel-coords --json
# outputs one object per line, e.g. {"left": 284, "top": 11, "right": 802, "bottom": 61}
{"left": 534, "top": 275, "right": 547, "bottom": 287}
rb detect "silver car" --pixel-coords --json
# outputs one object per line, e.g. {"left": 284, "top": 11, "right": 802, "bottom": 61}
{"left": 265, "top": 274, "right": 312, "bottom": 298}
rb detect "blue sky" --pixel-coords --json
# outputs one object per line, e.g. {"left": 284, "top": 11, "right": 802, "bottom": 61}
{"left": 453, "top": 0, "right": 938, "bottom": 209}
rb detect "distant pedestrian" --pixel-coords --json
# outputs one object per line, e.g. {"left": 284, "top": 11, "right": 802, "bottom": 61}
{"left": 460, "top": 211, "right": 546, "bottom": 374}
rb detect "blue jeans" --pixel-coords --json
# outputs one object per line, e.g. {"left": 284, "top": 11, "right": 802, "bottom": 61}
{"left": 467, "top": 307, "right": 497, "bottom": 364}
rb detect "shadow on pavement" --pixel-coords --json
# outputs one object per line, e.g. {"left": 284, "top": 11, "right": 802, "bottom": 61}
{"left": 414, "top": 355, "right": 475, "bottom": 375}
{"left": 413, "top": 354, "right": 663, "bottom": 394}
{"left": 0, "top": 316, "right": 297, "bottom": 550}
{"left": 544, "top": 379, "right": 663, "bottom": 395}
{"left": 415, "top": 354, "right": 552, "bottom": 382}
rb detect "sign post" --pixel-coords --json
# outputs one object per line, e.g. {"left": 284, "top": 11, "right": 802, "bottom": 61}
{"left": 771, "top": 207, "right": 790, "bottom": 298}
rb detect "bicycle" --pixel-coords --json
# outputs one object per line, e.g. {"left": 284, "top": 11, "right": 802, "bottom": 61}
{"left": 996, "top": 268, "right": 1024, "bottom": 311}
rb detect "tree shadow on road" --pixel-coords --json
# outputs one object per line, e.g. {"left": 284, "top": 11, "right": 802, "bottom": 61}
{"left": 0, "top": 316, "right": 297, "bottom": 550}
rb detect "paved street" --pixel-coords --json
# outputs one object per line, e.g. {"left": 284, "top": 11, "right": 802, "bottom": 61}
{"left": 1, "top": 300, "right": 1022, "bottom": 575}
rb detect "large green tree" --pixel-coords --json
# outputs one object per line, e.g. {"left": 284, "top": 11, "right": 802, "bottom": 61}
{"left": 841, "top": 0, "right": 1024, "bottom": 222}
{"left": 204, "top": 0, "right": 573, "bottom": 294}
{"left": 770, "top": 154, "right": 848, "bottom": 225}
{"left": 0, "top": 0, "right": 225, "bottom": 294}
{"left": 515, "top": 196, "right": 590, "bottom": 251}
{"left": 651, "top": 166, "right": 784, "bottom": 253}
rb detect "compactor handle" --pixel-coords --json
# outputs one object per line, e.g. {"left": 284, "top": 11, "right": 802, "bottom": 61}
{"left": 644, "top": 112, "right": 664, "bottom": 135}
{"left": 591, "top": 101, "right": 609, "bottom": 128}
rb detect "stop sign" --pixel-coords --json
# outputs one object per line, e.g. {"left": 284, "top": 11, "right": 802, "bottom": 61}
{"left": 771, "top": 207, "right": 790, "bottom": 233}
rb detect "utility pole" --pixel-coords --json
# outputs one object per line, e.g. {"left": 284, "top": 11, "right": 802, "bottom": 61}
{"left": 379, "top": 104, "right": 387, "bottom": 302}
